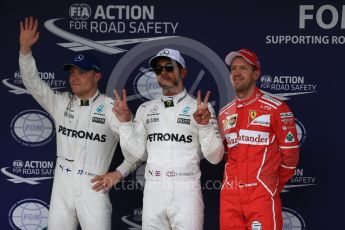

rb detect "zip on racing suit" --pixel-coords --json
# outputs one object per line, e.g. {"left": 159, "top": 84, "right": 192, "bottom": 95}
{"left": 19, "top": 52, "right": 137, "bottom": 230}
{"left": 118, "top": 89, "right": 224, "bottom": 230}
{"left": 218, "top": 88, "right": 299, "bottom": 230}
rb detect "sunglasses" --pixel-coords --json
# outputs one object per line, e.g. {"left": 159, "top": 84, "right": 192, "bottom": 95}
{"left": 153, "top": 63, "right": 175, "bottom": 75}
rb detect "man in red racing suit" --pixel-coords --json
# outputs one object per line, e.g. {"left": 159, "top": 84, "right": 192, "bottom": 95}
{"left": 218, "top": 48, "right": 300, "bottom": 230}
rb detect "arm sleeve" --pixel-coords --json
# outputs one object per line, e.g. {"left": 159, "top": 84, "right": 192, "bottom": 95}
{"left": 116, "top": 158, "right": 143, "bottom": 178}
{"left": 119, "top": 104, "right": 148, "bottom": 162}
{"left": 218, "top": 113, "right": 229, "bottom": 162}
{"left": 105, "top": 97, "right": 144, "bottom": 177}
{"left": 198, "top": 104, "right": 224, "bottom": 164}
{"left": 274, "top": 103, "right": 300, "bottom": 192}
{"left": 19, "top": 52, "right": 61, "bottom": 116}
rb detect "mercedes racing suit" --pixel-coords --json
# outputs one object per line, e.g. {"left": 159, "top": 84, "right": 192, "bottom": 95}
{"left": 218, "top": 88, "right": 299, "bottom": 230}
{"left": 118, "top": 89, "right": 224, "bottom": 230}
{"left": 19, "top": 52, "right": 135, "bottom": 230}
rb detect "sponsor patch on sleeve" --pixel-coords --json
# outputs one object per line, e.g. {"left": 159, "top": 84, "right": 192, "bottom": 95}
{"left": 280, "top": 112, "right": 294, "bottom": 119}
{"left": 284, "top": 131, "right": 296, "bottom": 143}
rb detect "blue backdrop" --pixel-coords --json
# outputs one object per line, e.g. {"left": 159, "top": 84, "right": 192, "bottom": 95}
{"left": 1, "top": 0, "right": 343, "bottom": 229}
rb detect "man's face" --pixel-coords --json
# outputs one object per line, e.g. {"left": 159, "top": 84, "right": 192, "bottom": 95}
{"left": 230, "top": 56, "right": 260, "bottom": 94}
{"left": 154, "top": 58, "right": 186, "bottom": 95}
{"left": 68, "top": 67, "right": 100, "bottom": 98}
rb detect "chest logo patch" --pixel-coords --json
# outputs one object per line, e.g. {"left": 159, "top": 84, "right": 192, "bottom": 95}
{"left": 223, "top": 114, "right": 238, "bottom": 130}
{"left": 249, "top": 111, "right": 270, "bottom": 127}
{"left": 250, "top": 111, "right": 257, "bottom": 119}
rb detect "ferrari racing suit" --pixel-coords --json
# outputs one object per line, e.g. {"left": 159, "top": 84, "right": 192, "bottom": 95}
{"left": 119, "top": 89, "right": 224, "bottom": 230}
{"left": 19, "top": 52, "right": 136, "bottom": 230}
{"left": 218, "top": 88, "right": 299, "bottom": 230}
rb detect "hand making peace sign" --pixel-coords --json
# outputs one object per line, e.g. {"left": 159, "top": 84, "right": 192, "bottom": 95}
{"left": 113, "top": 89, "right": 132, "bottom": 122}
{"left": 193, "top": 90, "right": 211, "bottom": 125}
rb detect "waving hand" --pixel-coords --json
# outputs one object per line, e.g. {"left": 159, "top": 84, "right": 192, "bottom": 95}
{"left": 20, "top": 16, "right": 40, "bottom": 55}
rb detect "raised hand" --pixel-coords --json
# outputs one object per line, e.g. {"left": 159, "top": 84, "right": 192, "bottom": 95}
{"left": 91, "top": 171, "right": 123, "bottom": 192}
{"left": 193, "top": 90, "right": 211, "bottom": 125}
{"left": 113, "top": 89, "right": 132, "bottom": 122}
{"left": 20, "top": 16, "right": 40, "bottom": 55}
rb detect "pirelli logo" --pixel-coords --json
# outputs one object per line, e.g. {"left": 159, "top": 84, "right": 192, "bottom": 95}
{"left": 262, "top": 94, "right": 282, "bottom": 106}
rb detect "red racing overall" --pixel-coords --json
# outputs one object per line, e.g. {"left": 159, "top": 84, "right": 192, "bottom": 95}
{"left": 219, "top": 88, "right": 299, "bottom": 230}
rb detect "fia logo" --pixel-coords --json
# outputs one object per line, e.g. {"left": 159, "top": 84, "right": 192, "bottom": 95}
{"left": 69, "top": 3, "right": 91, "bottom": 20}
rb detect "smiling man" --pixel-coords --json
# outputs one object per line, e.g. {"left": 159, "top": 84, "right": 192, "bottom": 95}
{"left": 218, "top": 48, "right": 300, "bottom": 230}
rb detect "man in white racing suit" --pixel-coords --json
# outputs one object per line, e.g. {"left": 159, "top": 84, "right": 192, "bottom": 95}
{"left": 19, "top": 16, "right": 137, "bottom": 230}
{"left": 113, "top": 48, "right": 224, "bottom": 229}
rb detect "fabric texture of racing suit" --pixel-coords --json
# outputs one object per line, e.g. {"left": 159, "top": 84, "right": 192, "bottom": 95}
{"left": 118, "top": 89, "right": 224, "bottom": 230}
{"left": 218, "top": 88, "right": 299, "bottom": 230}
{"left": 19, "top": 52, "right": 136, "bottom": 230}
